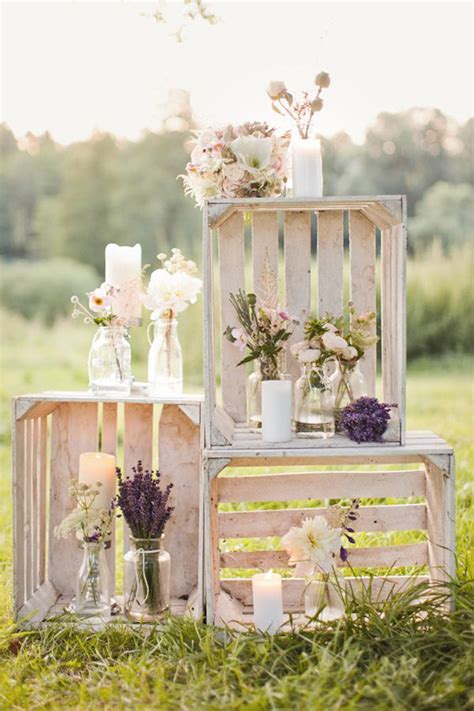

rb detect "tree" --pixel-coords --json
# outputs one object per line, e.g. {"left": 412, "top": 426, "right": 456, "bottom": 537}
{"left": 410, "top": 181, "right": 474, "bottom": 251}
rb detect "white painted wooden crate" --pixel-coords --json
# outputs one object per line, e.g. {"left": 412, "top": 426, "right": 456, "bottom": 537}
{"left": 203, "top": 196, "right": 407, "bottom": 450}
{"left": 203, "top": 436, "right": 455, "bottom": 629}
{"left": 12, "top": 392, "right": 204, "bottom": 625}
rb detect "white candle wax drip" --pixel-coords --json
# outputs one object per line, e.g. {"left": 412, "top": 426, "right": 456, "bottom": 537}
{"left": 252, "top": 570, "right": 284, "bottom": 634}
{"left": 291, "top": 137, "right": 323, "bottom": 198}
{"left": 261, "top": 380, "right": 292, "bottom": 443}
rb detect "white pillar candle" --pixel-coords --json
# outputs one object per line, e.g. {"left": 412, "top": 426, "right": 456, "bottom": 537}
{"left": 261, "top": 380, "right": 292, "bottom": 443}
{"left": 78, "top": 452, "right": 116, "bottom": 510}
{"left": 291, "top": 137, "right": 323, "bottom": 198}
{"left": 252, "top": 571, "right": 284, "bottom": 634}
{"left": 105, "top": 243, "right": 142, "bottom": 323}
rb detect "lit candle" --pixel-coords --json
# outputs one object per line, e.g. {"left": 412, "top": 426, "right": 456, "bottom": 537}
{"left": 105, "top": 243, "right": 142, "bottom": 324}
{"left": 252, "top": 571, "right": 284, "bottom": 634}
{"left": 291, "top": 137, "right": 323, "bottom": 198}
{"left": 261, "top": 380, "right": 292, "bottom": 443}
{"left": 78, "top": 452, "right": 116, "bottom": 510}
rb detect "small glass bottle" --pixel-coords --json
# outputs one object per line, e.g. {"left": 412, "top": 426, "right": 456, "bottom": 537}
{"left": 148, "top": 315, "right": 183, "bottom": 395}
{"left": 75, "top": 541, "right": 111, "bottom": 620}
{"left": 124, "top": 537, "right": 171, "bottom": 621}
{"left": 329, "top": 361, "right": 367, "bottom": 429}
{"left": 294, "top": 364, "right": 335, "bottom": 438}
{"left": 88, "top": 325, "right": 131, "bottom": 395}
{"left": 304, "top": 572, "right": 329, "bottom": 617}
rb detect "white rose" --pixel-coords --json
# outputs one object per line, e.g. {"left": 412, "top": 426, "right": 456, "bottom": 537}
{"left": 322, "top": 332, "right": 348, "bottom": 352}
{"left": 299, "top": 348, "right": 321, "bottom": 363}
{"left": 323, "top": 323, "right": 338, "bottom": 332}
{"left": 290, "top": 341, "right": 307, "bottom": 357}
{"left": 341, "top": 346, "right": 358, "bottom": 361}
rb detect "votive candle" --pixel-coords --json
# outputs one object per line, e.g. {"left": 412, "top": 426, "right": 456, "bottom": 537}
{"left": 261, "top": 380, "right": 292, "bottom": 443}
{"left": 78, "top": 452, "right": 116, "bottom": 510}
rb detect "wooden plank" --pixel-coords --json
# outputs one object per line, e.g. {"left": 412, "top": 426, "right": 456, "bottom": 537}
{"left": 381, "top": 220, "right": 406, "bottom": 443}
{"left": 203, "top": 206, "right": 217, "bottom": 445}
{"left": 31, "top": 418, "right": 40, "bottom": 593}
{"left": 349, "top": 211, "right": 377, "bottom": 394}
{"left": 25, "top": 419, "right": 33, "bottom": 600}
{"left": 159, "top": 405, "right": 201, "bottom": 599}
{"left": 218, "top": 503, "right": 427, "bottom": 539}
{"left": 204, "top": 472, "right": 221, "bottom": 624}
{"left": 13, "top": 417, "right": 26, "bottom": 613}
{"left": 218, "top": 469, "right": 425, "bottom": 503}
{"left": 218, "top": 211, "right": 246, "bottom": 423}
{"left": 16, "top": 393, "right": 203, "bottom": 407}
{"left": 317, "top": 210, "right": 344, "bottom": 316}
{"left": 284, "top": 211, "right": 312, "bottom": 380}
{"left": 252, "top": 211, "right": 279, "bottom": 290}
{"left": 38, "top": 416, "right": 48, "bottom": 586}
{"left": 48, "top": 402, "right": 98, "bottom": 597}
{"left": 101, "top": 402, "right": 117, "bottom": 585}
{"left": 425, "top": 455, "right": 456, "bottom": 588}
{"left": 16, "top": 580, "right": 59, "bottom": 626}
{"left": 221, "top": 574, "right": 429, "bottom": 610}
{"left": 220, "top": 543, "right": 428, "bottom": 570}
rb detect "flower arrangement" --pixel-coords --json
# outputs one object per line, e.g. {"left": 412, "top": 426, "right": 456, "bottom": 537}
{"left": 181, "top": 123, "right": 290, "bottom": 207}
{"left": 341, "top": 397, "right": 393, "bottom": 443}
{"left": 142, "top": 249, "right": 202, "bottom": 321}
{"left": 281, "top": 500, "right": 360, "bottom": 573}
{"left": 55, "top": 481, "right": 114, "bottom": 544}
{"left": 224, "top": 256, "right": 298, "bottom": 380}
{"left": 71, "top": 283, "right": 122, "bottom": 327}
{"left": 116, "top": 461, "right": 174, "bottom": 539}
{"left": 267, "top": 71, "right": 331, "bottom": 139}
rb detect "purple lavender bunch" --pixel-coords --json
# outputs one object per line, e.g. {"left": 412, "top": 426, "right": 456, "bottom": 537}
{"left": 341, "top": 397, "right": 393, "bottom": 444}
{"left": 339, "top": 499, "right": 360, "bottom": 562}
{"left": 116, "top": 461, "right": 174, "bottom": 539}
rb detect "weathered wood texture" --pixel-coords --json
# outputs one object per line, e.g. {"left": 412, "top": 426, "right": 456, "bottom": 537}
{"left": 317, "top": 210, "right": 344, "bottom": 316}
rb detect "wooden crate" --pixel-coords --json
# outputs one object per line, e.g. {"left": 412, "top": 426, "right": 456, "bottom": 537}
{"left": 12, "top": 391, "right": 204, "bottom": 625}
{"left": 203, "top": 196, "right": 407, "bottom": 450}
{"left": 203, "top": 435, "right": 455, "bottom": 629}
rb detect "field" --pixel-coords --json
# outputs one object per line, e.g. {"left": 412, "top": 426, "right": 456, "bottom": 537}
{"left": 0, "top": 312, "right": 472, "bottom": 709}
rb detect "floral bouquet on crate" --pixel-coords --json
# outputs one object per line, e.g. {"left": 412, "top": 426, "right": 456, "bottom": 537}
{"left": 181, "top": 122, "right": 290, "bottom": 207}
{"left": 71, "top": 283, "right": 132, "bottom": 394}
{"left": 281, "top": 500, "right": 359, "bottom": 616}
{"left": 55, "top": 482, "right": 114, "bottom": 619}
{"left": 116, "top": 461, "right": 174, "bottom": 620}
{"left": 142, "top": 249, "right": 202, "bottom": 395}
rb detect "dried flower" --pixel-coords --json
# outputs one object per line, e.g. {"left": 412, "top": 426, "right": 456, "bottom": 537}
{"left": 266, "top": 71, "right": 331, "bottom": 139}
{"left": 266, "top": 80, "right": 288, "bottom": 100}
{"left": 315, "top": 71, "right": 331, "bottom": 88}
{"left": 54, "top": 481, "right": 114, "bottom": 544}
{"left": 116, "top": 461, "right": 174, "bottom": 539}
{"left": 341, "top": 397, "right": 393, "bottom": 443}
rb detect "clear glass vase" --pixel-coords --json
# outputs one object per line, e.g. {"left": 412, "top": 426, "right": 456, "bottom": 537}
{"left": 88, "top": 325, "right": 131, "bottom": 395}
{"left": 147, "top": 315, "right": 183, "bottom": 395}
{"left": 291, "top": 135, "right": 323, "bottom": 198}
{"left": 74, "top": 541, "right": 111, "bottom": 620}
{"left": 246, "top": 357, "right": 281, "bottom": 429}
{"left": 294, "top": 364, "right": 335, "bottom": 438}
{"left": 124, "top": 537, "right": 171, "bottom": 621}
{"left": 329, "top": 361, "right": 367, "bottom": 429}
{"left": 304, "top": 571, "right": 329, "bottom": 617}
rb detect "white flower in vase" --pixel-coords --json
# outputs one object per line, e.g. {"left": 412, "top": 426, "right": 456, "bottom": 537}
{"left": 281, "top": 515, "right": 341, "bottom": 574}
{"left": 321, "top": 331, "right": 348, "bottom": 352}
{"left": 340, "top": 346, "right": 358, "bottom": 361}
{"left": 231, "top": 135, "right": 273, "bottom": 174}
{"left": 298, "top": 348, "right": 321, "bottom": 364}
{"left": 143, "top": 269, "right": 202, "bottom": 320}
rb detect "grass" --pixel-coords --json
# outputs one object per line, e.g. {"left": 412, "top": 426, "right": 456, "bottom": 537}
{"left": 0, "top": 312, "right": 472, "bottom": 709}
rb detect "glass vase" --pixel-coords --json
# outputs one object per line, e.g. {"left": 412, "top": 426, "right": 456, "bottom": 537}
{"left": 329, "top": 361, "right": 367, "bottom": 430}
{"left": 294, "top": 364, "right": 335, "bottom": 438}
{"left": 124, "top": 537, "right": 171, "bottom": 621}
{"left": 147, "top": 315, "right": 183, "bottom": 395}
{"left": 304, "top": 571, "right": 329, "bottom": 617}
{"left": 74, "top": 541, "right": 111, "bottom": 621}
{"left": 88, "top": 325, "right": 131, "bottom": 395}
{"left": 246, "top": 357, "right": 281, "bottom": 429}
{"left": 291, "top": 135, "right": 323, "bottom": 198}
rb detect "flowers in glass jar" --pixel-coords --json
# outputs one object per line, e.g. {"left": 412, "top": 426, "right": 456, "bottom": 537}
{"left": 181, "top": 123, "right": 290, "bottom": 207}
{"left": 267, "top": 71, "right": 331, "bottom": 139}
{"left": 142, "top": 249, "right": 202, "bottom": 321}
{"left": 341, "top": 397, "right": 394, "bottom": 443}
{"left": 115, "top": 460, "right": 174, "bottom": 538}
{"left": 54, "top": 481, "right": 114, "bottom": 544}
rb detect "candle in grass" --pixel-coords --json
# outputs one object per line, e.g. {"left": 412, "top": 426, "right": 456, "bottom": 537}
{"left": 252, "top": 570, "right": 284, "bottom": 634}
{"left": 105, "top": 243, "right": 142, "bottom": 323}
{"left": 78, "top": 452, "right": 116, "bottom": 510}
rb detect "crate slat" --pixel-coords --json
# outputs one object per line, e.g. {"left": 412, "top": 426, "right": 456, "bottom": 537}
{"left": 219, "top": 211, "right": 247, "bottom": 423}
{"left": 284, "top": 211, "right": 312, "bottom": 380}
{"left": 31, "top": 418, "right": 40, "bottom": 592}
{"left": 38, "top": 416, "right": 48, "bottom": 587}
{"left": 425, "top": 454, "right": 456, "bottom": 586}
{"left": 48, "top": 402, "right": 99, "bottom": 596}
{"left": 218, "top": 503, "right": 427, "bottom": 538}
{"left": 252, "top": 211, "right": 279, "bottom": 289}
{"left": 317, "top": 210, "right": 344, "bottom": 317}
{"left": 13, "top": 418, "right": 26, "bottom": 611}
{"left": 25, "top": 418, "right": 34, "bottom": 600}
{"left": 220, "top": 542, "right": 428, "bottom": 570}
{"left": 349, "top": 211, "right": 377, "bottom": 394}
{"left": 217, "top": 469, "right": 425, "bottom": 502}
{"left": 100, "top": 402, "right": 117, "bottom": 582}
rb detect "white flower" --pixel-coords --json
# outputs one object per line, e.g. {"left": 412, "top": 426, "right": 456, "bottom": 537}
{"left": 281, "top": 516, "right": 341, "bottom": 573}
{"left": 341, "top": 346, "right": 358, "bottom": 361}
{"left": 298, "top": 348, "right": 321, "bottom": 363}
{"left": 231, "top": 135, "right": 273, "bottom": 174}
{"left": 221, "top": 161, "right": 245, "bottom": 183}
{"left": 290, "top": 341, "right": 307, "bottom": 357}
{"left": 88, "top": 287, "right": 111, "bottom": 313}
{"left": 231, "top": 327, "right": 248, "bottom": 352}
{"left": 266, "top": 80, "right": 287, "bottom": 100}
{"left": 322, "top": 331, "right": 348, "bottom": 352}
{"left": 143, "top": 269, "right": 202, "bottom": 319}
{"left": 323, "top": 323, "right": 338, "bottom": 332}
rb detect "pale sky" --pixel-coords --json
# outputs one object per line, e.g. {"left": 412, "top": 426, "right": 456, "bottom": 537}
{"left": 1, "top": 0, "right": 473, "bottom": 144}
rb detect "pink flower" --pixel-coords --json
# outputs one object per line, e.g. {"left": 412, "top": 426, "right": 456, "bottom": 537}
{"left": 231, "top": 328, "right": 248, "bottom": 352}
{"left": 88, "top": 287, "right": 112, "bottom": 313}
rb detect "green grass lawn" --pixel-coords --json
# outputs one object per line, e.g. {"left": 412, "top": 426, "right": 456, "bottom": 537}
{"left": 0, "top": 313, "right": 472, "bottom": 709}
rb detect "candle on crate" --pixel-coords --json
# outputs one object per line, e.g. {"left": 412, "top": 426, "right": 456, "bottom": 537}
{"left": 291, "top": 137, "right": 323, "bottom": 198}
{"left": 252, "top": 571, "right": 284, "bottom": 634}
{"left": 105, "top": 243, "right": 142, "bottom": 324}
{"left": 78, "top": 452, "right": 116, "bottom": 510}
{"left": 261, "top": 380, "right": 292, "bottom": 443}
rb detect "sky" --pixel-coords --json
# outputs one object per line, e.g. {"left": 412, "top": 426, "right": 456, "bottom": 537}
{"left": 1, "top": 0, "right": 473, "bottom": 145}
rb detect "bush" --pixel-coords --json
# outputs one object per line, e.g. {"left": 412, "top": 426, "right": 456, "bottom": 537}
{"left": 0, "top": 258, "right": 99, "bottom": 326}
